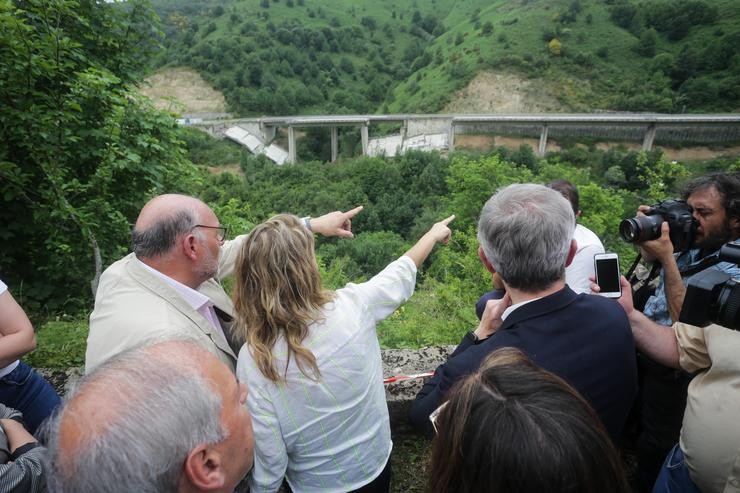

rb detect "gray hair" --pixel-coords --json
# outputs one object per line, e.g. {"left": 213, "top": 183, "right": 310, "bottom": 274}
{"left": 477, "top": 184, "right": 575, "bottom": 291}
{"left": 44, "top": 341, "right": 226, "bottom": 493}
{"left": 132, "top": 208, "right": 200, "bottom": 258}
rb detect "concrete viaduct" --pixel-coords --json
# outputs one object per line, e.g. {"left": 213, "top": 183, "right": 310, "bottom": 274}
{"left": 190, "top": 113, "right": 740, "bottom": 164}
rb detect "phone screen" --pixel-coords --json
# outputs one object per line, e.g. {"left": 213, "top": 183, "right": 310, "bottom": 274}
{"left": 595, "top": 257, "right": 620, "bottom": 294}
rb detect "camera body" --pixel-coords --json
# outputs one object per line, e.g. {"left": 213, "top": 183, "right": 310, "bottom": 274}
{"left": 619, "top": 200, "right": 697, "bottom": 253}
{"left": 679, "top": 243, "right": 740, "bottom": 331}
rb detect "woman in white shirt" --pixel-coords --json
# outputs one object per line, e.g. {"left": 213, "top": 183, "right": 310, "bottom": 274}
{"left": 233, "top": 213, "right": 453, "bottom": 493}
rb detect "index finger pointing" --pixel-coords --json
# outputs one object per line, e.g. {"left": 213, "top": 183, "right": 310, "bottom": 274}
{"left": 344, "top": 205, "right": 364, "bottom": 219}
{"left": 441, "top": 214, "right": 455, "bottom": 226}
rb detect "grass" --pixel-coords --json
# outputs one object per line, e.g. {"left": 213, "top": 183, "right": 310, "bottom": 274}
{"left": 25, "top": 320, "right": 88, "bottom": 369}
{"left": 378, "top": 279, "right": 479, "bottom": 349}
{"left": 27, "top": 288, "right": 471, "bottom": 369}
{"left": 389, "top": 434, "right": 432, "bottom": 492}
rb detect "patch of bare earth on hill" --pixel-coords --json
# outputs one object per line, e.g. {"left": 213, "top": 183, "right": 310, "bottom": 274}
{"left": 455, "top": 135, "right": 740, "bottom": 160}
{"left": 444, "top": 71, "right": 567, "bottom": 114}
{"left": 140, "top": 67, "right": 226, "bottom": 114}
{"left": 206, "top": 164, "right": 243, "bottom": 176}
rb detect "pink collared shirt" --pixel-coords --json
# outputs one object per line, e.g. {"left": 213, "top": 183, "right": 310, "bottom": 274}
{"left": 139, "top": 262, "right": 226, "bottom": 341}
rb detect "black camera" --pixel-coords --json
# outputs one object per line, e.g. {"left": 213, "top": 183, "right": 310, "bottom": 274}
{"left": 619, "top": 200, "right": 697, "bottom": 253}
{"left": 679, "top": 242, "right": 740, "bottom": 331}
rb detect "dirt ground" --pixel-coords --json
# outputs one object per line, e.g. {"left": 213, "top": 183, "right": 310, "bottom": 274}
{"left": 140, "top": 67, "right": 226, "bottom": 114}
{"left": 455, "top": 134, "right": 740, "bottom": 160}
{"left": 444, "top": 71, "right": 567, "bottom": 114}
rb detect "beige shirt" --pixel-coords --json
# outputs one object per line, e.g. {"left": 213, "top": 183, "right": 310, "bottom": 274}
{"left": 676, "top": 322, "right": 740, "bottom": 493}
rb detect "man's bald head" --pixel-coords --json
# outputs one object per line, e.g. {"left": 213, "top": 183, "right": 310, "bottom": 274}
{"left": 132, "top": 194, "right": 212, "bottom": 259}
{"left": 46, "top": 340, "right": 238, "bottom": 493}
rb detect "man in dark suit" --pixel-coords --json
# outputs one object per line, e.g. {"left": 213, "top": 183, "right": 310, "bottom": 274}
{"left": 409, "top": 184, "right": 637, "bottom": 442}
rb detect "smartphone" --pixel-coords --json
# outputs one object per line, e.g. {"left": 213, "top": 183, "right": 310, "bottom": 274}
{"left": 594, "top": 253, "right": 621, "bottom": 298}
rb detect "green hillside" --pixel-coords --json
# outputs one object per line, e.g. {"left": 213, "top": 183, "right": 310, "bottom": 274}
{"left": 151, "top": 0, "right": 740, "bottom": 115}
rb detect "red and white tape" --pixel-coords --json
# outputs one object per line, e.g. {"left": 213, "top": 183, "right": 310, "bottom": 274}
{"left": 383, "top": 372, "right": 434, "bottom": 384}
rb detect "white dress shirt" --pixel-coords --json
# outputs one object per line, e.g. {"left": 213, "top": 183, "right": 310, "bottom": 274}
{"left": 237, "top": 256, "right": 417, "bottom": 493}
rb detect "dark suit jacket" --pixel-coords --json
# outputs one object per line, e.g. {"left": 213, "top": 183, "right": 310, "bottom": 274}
{"left": 409, "top": 286, "right": 637, "bottom": 442}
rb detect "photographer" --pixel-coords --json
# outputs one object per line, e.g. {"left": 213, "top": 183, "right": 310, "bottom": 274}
{"left": 603, "top": 275, "right": 740, "bottom": 493}
{"left": 639, "top": 173, "right": 740, "bottom": 325}
{"left": 630, "top": 172, "right": 740, "bottom": 491}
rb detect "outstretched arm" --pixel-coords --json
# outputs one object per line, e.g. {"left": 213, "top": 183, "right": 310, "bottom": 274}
{"left": 405, "top": 215, "right": 455, "bottom": 268}
{"left": 605, "top": 275, "right": 680, "bottom": 368}
{"left": 309, "top": 206, "right": 364, "bottom": 238}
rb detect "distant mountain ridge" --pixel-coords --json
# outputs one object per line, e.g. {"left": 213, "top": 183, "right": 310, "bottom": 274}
{"left": 150, "top": 0, "right": 740, "bottom": 116}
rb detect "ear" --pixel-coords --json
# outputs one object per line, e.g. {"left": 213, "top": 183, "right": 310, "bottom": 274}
{"left": 730, "top": 216, "right": 740, "bottom": 238}
{"left": 181, "top": 233, "right": 199, "bottom": 261}
{"left": 183, "top": 444, "right": 226, "bottom": 491}
{"left": 565, "top": 239, "right": 577, "bottom": 268}
{"left": 576, "top": 210, "right": 582, "bottom": 219}
{"left": 478, "top": 245, "right": 496, "bottom": 274}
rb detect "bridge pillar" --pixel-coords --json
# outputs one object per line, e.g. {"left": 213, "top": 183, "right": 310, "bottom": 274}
{"left": 331, "top": 126, "right": 339, "bottom": 162}
{"left": 538, "top": 124, "right": 549, "bottom": 157}
{"left": 361, "top": 124, "right": 369, "bottom": 156}
{"left": 288, "top": 126, "right": 296, "bottom": 163}
{"left": 260, "top": 123, "right": 277, "bottom": 144}
{"left": 448, "top": 121, "right": 455, "bottom": 152}
{"left": 642, "top": 124, "right": 657, "bottom": 151}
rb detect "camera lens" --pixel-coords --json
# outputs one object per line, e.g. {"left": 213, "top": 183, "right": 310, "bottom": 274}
{"left": 619, "top": 215, "right": 664, "bottom": 243}
{"left": 714, "top": 278, "right": 740, "bottom": 331}
{"left": 619, "top": 218, "right": 640, "bottom": 243}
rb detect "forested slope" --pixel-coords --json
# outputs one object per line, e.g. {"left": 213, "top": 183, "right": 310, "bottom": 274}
{"left": 152, "top": 0, "right": 740, "bottom": 115}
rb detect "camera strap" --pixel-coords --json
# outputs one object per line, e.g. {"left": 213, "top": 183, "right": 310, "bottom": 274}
{"left": 677, "top": 253, "right": 720, "bottom": 277}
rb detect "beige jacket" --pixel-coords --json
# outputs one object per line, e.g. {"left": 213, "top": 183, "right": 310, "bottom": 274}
{"left": 85, "top": 235, "right": 248, "bottom": 374}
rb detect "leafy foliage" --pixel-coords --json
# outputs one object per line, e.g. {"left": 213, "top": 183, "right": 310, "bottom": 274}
{"left": 151, "top": 0, "right": 740, "bottom": 115}
{"left": 0, "top": 0, "right": 201, "bottom": 313}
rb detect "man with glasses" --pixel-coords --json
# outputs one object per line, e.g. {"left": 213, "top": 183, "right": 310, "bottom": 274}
{"left": 86, "top": 194, "right": 362, "bottom": 374}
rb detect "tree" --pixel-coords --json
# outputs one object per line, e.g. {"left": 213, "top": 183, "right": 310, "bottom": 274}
{"left": 481, "top": 21, "right": 494, "bottom": 36}
{"left": 634, "top": 28, "right": 658, "bottom": 57}
{"left": 360, "top": 16, "right": 376, "bottom": 32}
{"left": 548, "top": 38, "right": 562, "bottom": 56}
{"left": 0, "top": 0, "right": 200, "bottom": 311}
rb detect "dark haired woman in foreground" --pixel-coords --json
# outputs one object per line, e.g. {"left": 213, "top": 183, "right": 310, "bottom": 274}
{"left": 234, "top": 213, "right": 453, "bottom": 493}
{"left": 428, "top": 347, "right": 630, "bottom": 493}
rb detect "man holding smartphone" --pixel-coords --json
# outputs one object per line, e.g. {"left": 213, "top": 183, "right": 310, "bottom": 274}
{"left": 410, "top": 184, "right": 637, "bottom": 442}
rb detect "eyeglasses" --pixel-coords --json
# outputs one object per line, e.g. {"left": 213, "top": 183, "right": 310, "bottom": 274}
{"left": 429, "top": 400, "right": 449, "bottom": 435}
{"left": 193, "top": 224, "right": 228, "bottom": 242}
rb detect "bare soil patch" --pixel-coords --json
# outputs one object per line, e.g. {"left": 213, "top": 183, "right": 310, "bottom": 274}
{"left": 140, "top": 67, "right": 226, "bottom": 114}
{"left": 206, "top": 164, "right": 243, "bottom": 176}
{"left": 455, "top": 135, "right": 740, "bottom": 160}
{"left": 444, "top": 71, "right": 567, "bottom": 114}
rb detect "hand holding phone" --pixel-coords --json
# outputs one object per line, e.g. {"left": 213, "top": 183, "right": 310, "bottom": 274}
{"left": 594, "top": 253, "right": 621, "bottom": 298}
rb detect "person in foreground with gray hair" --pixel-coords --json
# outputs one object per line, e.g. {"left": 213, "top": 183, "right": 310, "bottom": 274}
{"left": 86, "top": 193, "right": 363, "bottom": 374}
{"left": 409, "top": 184, "right": 637, "bottom": 443}
{"left": 44, "top": 339, "right": 254, "bottom": 493}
